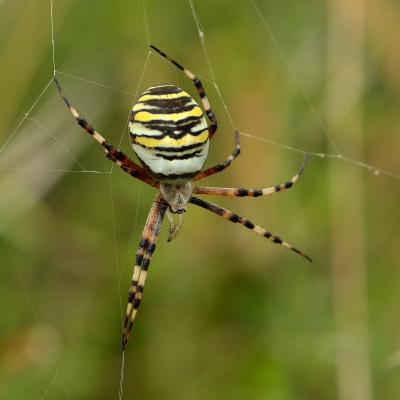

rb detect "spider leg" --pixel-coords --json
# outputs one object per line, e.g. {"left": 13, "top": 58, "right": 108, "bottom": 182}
{"left": 122, "top": 193, "right": 168, "bottom": 350}
{"left": 165, "top": 209, "right": 184, "bottom": 242}
{"left": 53, "top": 76, "right": 158, "bottom": 188}
{"left": 193, "top": 153, "right": 308, "bottom": 196}
{"left": 150, "top": 45, "right": 218, "bottom": 139}
{"left": 193, "top": 130, "right": 241, "bottom": 182}
{"left": 189, "top": 196, "right": 312, "bottom": 262}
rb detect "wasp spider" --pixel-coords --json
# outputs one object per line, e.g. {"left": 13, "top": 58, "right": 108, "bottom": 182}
{"left": 54, "top": 45, "right": 311, "bottom": 350}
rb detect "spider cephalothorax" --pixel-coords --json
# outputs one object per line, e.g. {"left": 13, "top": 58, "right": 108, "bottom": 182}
{"left": 54, "top": 44, "right": 311, "bottom": 351}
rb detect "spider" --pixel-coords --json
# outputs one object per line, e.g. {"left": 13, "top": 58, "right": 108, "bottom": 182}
{"left": 53, "top": 45, "right": 311, "bottom": 350}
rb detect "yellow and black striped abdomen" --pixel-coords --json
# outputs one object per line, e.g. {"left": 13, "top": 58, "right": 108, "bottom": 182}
{"left": 129, "top": 85, "right": 209, "bottom": 184}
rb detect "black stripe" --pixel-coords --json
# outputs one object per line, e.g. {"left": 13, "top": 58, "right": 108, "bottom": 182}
{"left": 77, "top": 117, "right": 95, "bottom": 134}
{"left": 127, "top": 282, "right": 137, "bottom": 302}
{"left": 155, "top": 150, "right": 203, "bottom": 161}
{"left": 147, "top": 242, "right": 156, "bottom": 253}
{"left": 136, "top": 284, "right": 144, "bottom": 293}
{"left": 144, "top": 85, "right": 183, "bottom": 95}
{"left": 139, "top": 238, "right": 149, "bottom": 247}
{"left": 275, "top": 181, "right": 293, "bottom": 191}
{"left": 130, "top": 127, "right": 208, "bottom": 141}
{"left": 194, "top": 79, "right": 206, "bottom": 98}
{"left": 229, "top": 213, "right": 240, "bottom": 223}
{"left": 138, "top": 97, "right": 195, "bottom": 111}
{"left": 244, "top": 219, "right": 255, "bottom": 229}
{"left": 135, "top": 253, "right": 143, "bottom": 265}
{"left": 152, "top": 142, "right": 205, "bottom": 153}
{"left": 264, "top": 232, "right": 282, "bottom": 244}
{"left": 133, "top": 298, "right": 141, "bottom": 308}
{"left": 236, "top": 188, "right": 248, "bottom": 197}
{"left": 137, "top": 119, "right": 206, "bottom": 135}
{"left": 142, "top": 258, "right": 151, "bottom": 271}
{"left": 133, "top": 114, "right": 203, "bottom": 127}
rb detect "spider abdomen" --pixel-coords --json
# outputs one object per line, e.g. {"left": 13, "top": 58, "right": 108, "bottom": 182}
{"left": 129, "top": 85, "right": 209, "bottom": 184}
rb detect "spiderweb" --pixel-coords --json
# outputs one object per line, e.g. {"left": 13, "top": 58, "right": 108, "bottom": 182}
{"left": 1, "top": 0, "right": 399, "bottom": 399}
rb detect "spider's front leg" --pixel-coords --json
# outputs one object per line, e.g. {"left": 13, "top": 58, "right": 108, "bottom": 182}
{"left": 150, "top": 45, "right": 218, "bottom": 138}
{"left": 53, "top": 76, "right": 158, "bottom": 188}
{"left": 122, "top": 193, "right": 167, "bottom": 350}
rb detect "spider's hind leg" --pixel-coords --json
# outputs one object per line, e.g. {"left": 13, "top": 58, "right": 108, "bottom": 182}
{"left": 193, "top": 153, "right": 308, "bottom": 197}
{"left": 189, "top": 196, "right": 312, "bottom": 262}
{"left": 122, "top": 193, "right": 168, "bottom": 350}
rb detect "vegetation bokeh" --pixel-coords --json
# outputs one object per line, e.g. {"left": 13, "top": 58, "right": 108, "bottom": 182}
{"left": 0, "top": 0, "right": 399, "bottom": 399}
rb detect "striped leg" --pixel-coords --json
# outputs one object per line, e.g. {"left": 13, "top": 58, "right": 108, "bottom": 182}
{"left": 53, "top": 76, "right": 158, "bottom": 188}
{"left": 122, "top": 193, "right": 168, "bottom": 350}
{"left": 193, "top": 130, "right": 241, "bottom": 182}
{"left": 193, "top": 153, "right": 308, "bottom": 196}
{"left": 150, "top": 45, "right": 218, "bottom": 138}
{"left": 189, "top": 196, "right": 312, "bottom": 262}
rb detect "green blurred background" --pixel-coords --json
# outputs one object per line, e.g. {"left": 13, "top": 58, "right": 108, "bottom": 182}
{"left": 1, "top": 0, "right": 399, "bottom": 399}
